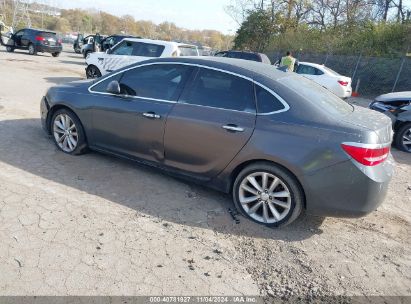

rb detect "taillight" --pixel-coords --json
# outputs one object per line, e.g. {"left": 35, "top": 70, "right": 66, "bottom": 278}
{"left": 58, "top": 39, "right": 62, "bottom": 44}
{"left": 338, "top": 80, "right": 349, "bottom": 86}
{"left": 35, "top": 36, "right": 45, "bottom": 41}
{"left": 341, "top": 143, "right": 390, "bottom": 166}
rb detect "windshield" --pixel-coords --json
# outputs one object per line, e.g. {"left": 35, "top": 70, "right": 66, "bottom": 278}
{"left": 179, "top": 46, "right": 198, "bottom": 56}
{"left": 280, "top": 75, "right": 353, "bottom": 116}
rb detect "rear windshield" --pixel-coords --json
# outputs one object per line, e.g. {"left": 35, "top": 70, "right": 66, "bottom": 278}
{"left": 323, "top": 66, "right": 340, "bottom": 76}
{"left": 229, "top": 52, "right": 260, "bottom": 62}
{"left": 179, "top": 46, "right": 198, "bottom": 56}
{"left": 280, "top": 75, "right": 353, "bottom": 115}
{"left": 39, "top": 32, "right": 57, "bottom": 38}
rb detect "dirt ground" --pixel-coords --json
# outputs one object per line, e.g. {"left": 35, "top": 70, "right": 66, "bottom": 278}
{"left": 0, "top": 46, "right": 410, "bottom": 301}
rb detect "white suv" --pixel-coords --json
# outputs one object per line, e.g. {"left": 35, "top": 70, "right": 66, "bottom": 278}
{"left": 85, "top": 38, "right": 199, "bottom": 78}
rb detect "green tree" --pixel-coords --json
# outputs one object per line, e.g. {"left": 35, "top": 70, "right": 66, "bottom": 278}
{"left": 234, "top": 9, "right": 274, "bottom": 52}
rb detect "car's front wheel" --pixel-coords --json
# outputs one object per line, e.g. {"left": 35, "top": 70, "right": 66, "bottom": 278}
{"left": 86, "top": 65, "right": 102, "bottom": 79}
{"left": 395, "top": 123, "right": 411, "bottom": 153}
{"left": 6, "top": 46, "right": 14, "bottom": 52}
{"left": 52, "top": 52, "right": 60, "bottom": 57}
{"left": 233, "top": 162, "right": 303, "bottom": 227}
{"left": 51, "top": 109, "right": 88, "bottom": 155}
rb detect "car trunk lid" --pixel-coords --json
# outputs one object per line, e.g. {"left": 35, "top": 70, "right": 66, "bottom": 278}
{"left": 341, "top": 105, "right": 393, "bottom": 144}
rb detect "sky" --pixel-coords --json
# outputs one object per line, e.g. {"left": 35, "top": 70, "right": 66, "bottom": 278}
{"left": 54, "top": 0, "right": 239, "bottom": 34}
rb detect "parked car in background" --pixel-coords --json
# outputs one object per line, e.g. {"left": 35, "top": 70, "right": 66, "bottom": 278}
{"left": 41, "top": 57, "right": 394, "bottom": 227}
{"left": 81, "top": 34, "right": 107, "bottom": 58}
{"left": 215, "top": 50, "right": 271, "bottom": 64}
{"left": 100, "top": 35, "right": 140, "bottom": 52}
{"left": 296, "top": 62, "right": 352, "bottom": 98}
{"left": 85, "top": 38, "right": 199, "bottom": 78}
{"left": 73, "top": 33, "right": 84, "bottom": 53}
{"left": 369, "top": 91, "right": 411, "bottom": 153}
{"left": 0, "top": 27, "right": 62, "bottom": 57}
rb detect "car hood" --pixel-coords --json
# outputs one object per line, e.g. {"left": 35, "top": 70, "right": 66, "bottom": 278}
{"left": 376, "top": 91, "right": 411, "bottom": 102}
{"left": 47, "top": 79, "right": 93, "bottom": 95}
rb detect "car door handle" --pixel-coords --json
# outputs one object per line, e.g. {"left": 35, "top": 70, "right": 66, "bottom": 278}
{"left": 143, "top": 112, "right": 161, "bottom": 119}
{"left": 222, "top": 125, "right": 244, "bottom": 132}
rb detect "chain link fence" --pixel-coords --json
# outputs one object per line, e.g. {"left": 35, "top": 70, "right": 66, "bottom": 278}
{"left": 267, "top": 49, "right": 411, "bottom": 98}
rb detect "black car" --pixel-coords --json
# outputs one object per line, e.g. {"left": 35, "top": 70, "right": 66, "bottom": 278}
{"left": 73, "top": 33, "right": 84, "bottom": 54}
{"left": 0, "top": 28, "right": 62, "bottom": 57}
{"left": 369, "top": 91, "right": 411, "bottom": 153}
{"left": 215, "top": 50, "right": 271, "bottom": 64}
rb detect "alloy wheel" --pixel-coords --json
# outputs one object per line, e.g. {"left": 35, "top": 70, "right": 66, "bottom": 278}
{"left": 403, "top": 127, "right": 411, "bottom": 151}
{"left": 238, "top": 172, "right": 292, "bottom": 224}
{"left": 87, "top": 66, "right": 101, "bottom": 79}
{"left": 28, "top": 44, "right": 35, "bottom": 55}
{"left": 53, "top": 114, "right": 78, "bottom": 153}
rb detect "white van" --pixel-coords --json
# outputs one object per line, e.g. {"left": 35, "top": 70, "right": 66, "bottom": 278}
{"left": 85, "top": 38, "right": 199, "bottom": 78}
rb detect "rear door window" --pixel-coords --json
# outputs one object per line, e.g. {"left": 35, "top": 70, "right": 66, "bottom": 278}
{"left": 256, "top": 85, "right": 286, "bottom": 113}
{"left": 133, "top": 42, "right": 165, "bottom": 57}
{"left": 282, "top": 76, "right": 353, "bottom": 115}
{"left": 181, "top": 68, "right": 255, "bottom": 112}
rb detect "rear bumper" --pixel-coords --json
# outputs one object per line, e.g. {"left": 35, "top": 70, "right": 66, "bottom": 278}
{"left": 336, "top": 86, "right": 352, "bottom": 98}
{"left": 303, "top": 157, "right": 394, "bottom": 217}
{"left": 36, "top": 44, "right": 62, "bottom": 53}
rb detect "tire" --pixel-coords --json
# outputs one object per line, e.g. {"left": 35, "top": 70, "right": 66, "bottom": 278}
{"left": 50, "top": 108, "right": 88, "bottom": 155}
{"left": 232, "top": 162, "right": 304, "bottom": 228}
{"left": 28, "top": 43, "right": 37, "bottom": 55}
{"left": 6, "top": 46, "right": 14, "bottom": 52}
{"left": 394, "top": 122, "right": 411, "bottom": 153}
{"left": 52, "top": 52, "right": 60, "bottom": 57}
{"left": 86, "top": 65, "right": 102, "bottom": 79}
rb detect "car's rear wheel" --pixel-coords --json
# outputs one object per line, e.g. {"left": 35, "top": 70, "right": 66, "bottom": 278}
{"left": 51, "top": 109, "right": 87, "bottom": 155}
{"left": 28, "top": 43, "right": 37, "bottom": 55}
{"left": 6, "top": 46, "right": 14, "bottom": 52}
{"left": 86, "top": 65, "right": 102, "bottom": 79}
{"left": 395, "top": 123, "right": 411, "bottom": 153}
{"left": 233, "top": 162, "right": 303, "bottom": 227}
{"left": 52, "top": 52, "right": 60, "bottom": 57}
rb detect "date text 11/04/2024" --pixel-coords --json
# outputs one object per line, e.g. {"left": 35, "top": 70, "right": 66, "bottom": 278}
{"left": 149, "top": 296, "right": 260, "bottom": 303}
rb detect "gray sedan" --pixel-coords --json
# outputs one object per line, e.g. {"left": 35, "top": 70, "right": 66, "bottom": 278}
{"left": 41, "top": 57, "right": 394, "bottom": 227}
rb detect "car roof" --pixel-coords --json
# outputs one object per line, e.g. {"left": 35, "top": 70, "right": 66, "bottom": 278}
{"left": 224, "top": 50, "right": 263, "bottom": 55}
{"left": 376, "top": 91, "right": 411, "bottom": 102}
{"left": 21, "top": 28, "right": 56, "bottom": 34}
{"left": 123, "top": 38, "right": 197, "bottom": 48}
{"left": 123, "top": 56, "right": 291, "bottom": 82}
{"left": 299, "top": 62, "right": 325, "bottom": 69}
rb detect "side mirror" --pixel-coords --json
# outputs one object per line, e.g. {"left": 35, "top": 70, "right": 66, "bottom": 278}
{"left": 106, "top": 80, "right": 121, "bottom": 95}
